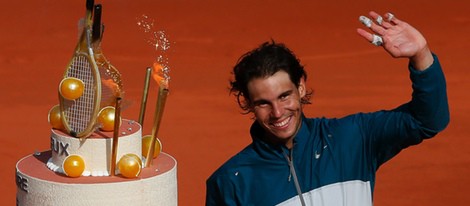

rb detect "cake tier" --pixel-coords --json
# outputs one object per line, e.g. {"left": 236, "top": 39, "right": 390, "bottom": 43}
{"left": 48, "top": 119, "right": 141, "bottom": 176}
{"left": 16, "top": 150, "right": 177, "bottom": 206}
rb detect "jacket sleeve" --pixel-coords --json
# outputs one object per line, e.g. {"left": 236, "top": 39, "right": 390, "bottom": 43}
{"left": 361, "top": 53, "right": 450, "bottom": 167}
{"left": 206, "top": 173, "right": 238, "bottom": 206}
{"left": 206, "top": 177, "right": 221, "bottom": 206}
{"left": 407, "top": 53, "right": 450, "bottom": 135}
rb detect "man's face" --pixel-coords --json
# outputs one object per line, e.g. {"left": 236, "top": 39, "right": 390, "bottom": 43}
{"left": 247, "top": 71, "right": 306, "bottom": 148}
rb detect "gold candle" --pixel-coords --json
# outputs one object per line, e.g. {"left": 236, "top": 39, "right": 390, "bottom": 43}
{"left": 144, "top": 87, "right": 169, "bottom": 167}
{"left": 138, "top": 67, "right": 152, "bottom": 127}
{"left": 144, "top": 62, "right": 170, "bottom": 167}
{"left": 110, "top": 96, "right": 122, "bottom": 175}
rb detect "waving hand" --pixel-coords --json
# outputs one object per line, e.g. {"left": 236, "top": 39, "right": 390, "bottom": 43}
{"left": 357, "top": 11, "right": 433, "bottom": 70}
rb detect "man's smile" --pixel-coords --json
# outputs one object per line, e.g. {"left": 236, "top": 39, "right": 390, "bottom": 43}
{"left": 271, "top": 116, "right": 291, "bottom": 129}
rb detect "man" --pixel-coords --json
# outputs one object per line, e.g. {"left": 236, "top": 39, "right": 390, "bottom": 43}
{"left": 206, "top": 11, "right": 449, "bottom": 206}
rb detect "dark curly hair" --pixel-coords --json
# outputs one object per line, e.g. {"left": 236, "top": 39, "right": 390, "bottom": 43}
{"left": 229, "top": 41, "right": 312, "bottom": 113}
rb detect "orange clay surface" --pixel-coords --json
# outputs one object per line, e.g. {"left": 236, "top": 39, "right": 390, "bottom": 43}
{"left": 1, "top": 1, "right": 469, "bottom": 205}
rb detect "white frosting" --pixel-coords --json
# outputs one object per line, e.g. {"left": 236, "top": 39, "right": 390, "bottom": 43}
{"left": 47, "top": 158, "right": 112, "bottom": 177}
{"left": 49, "top": 119, "right": 141, "bottom": 176}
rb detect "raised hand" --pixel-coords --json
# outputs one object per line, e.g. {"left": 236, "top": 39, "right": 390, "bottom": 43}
{"left": 357, "top": 11, "right": 433, "bottom": 70}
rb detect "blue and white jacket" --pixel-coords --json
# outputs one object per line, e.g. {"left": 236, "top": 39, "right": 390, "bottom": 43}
{"left": 206, "top": 55, "right": 449, "bottom": 206}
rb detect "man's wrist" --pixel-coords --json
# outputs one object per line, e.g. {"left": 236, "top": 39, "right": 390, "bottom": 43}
{"left": 410, "top": 46, "right": 433, "bottom": 71}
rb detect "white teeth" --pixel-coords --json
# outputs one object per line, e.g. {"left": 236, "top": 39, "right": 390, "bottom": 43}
{"left": 273, "top": 117, "right": 290, "bottom": 127}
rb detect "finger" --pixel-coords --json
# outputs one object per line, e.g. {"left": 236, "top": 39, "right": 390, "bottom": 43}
{"left": 370, "top": 22, "right": 387, "bottom": 36}
{"left": 380, "top": 21, "right": 394, "bottom": 29}
{"left": 369, "top": 11, "right": 392, "bottom": 28}
{"left": 360, "top": 15, "right": 387, "bottom": 36}
{"left": 386, "top": 12, "right": 402, "bottom": 25}
{"left": 357, "top": 28, "right": 384, "bottom": 47}
{"left": 359, "top": 15, "right": 373, "bottom": 28}
{"left": 361, "top": 12, "right": 388, "bottom": 35}
{"left": 371, "top": 34, "right": 384, "bottom": 46}
{"left": 368, "top": 11, "right": 383, "bottom": 25}
{"left": 357, "top": 28, "right": 372, "bottom": 41}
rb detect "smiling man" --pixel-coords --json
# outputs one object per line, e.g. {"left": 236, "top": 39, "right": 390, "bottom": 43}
{"left": 247, "top": 70, "right": 306, "bottom": 148}
{"left": 206, "top": 11, "right": 449, "bottom": 206}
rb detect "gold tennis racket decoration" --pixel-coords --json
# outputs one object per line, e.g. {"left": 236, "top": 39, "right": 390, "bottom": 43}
{"left": 91, "top": 4, "right": 124, "bottom": 133}
{"left": 59, "top": 0, "right": 101, "bottom": 138}
{"left": 91, "top": 4, "right": 123, "bottom": 109}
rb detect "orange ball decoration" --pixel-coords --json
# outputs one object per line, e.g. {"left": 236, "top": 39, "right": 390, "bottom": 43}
{"left": 48, "top": 105, "right": 63, "bottom": 129}
{"left": 118, "top": 153, "right": 142, "bottom": 178}
{"left": 59, "top": 77, "right": 85, "bottom": 100}
{"left": 62, "top": 155, "right": 85, "bottom": 178}
{"left": 142, "top": 135, "right": 162, "bottom": 159}
{"left": 125, "top": 153, "right": 143, "bottom": 167}
{"left": 97, "top": 106, "right": 121, "bottom": 131}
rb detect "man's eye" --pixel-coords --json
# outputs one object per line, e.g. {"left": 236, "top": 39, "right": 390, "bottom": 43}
{"left": 280, "top": 94, "right": 289, "bottom": 100}
{"left": 257, "top": 102, "right": 268, "bottom": 107}
{"left": 254, "top": 101, "right": 269, "bottom": 108}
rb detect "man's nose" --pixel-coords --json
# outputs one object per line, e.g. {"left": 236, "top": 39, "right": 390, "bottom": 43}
{"left": 271, "top": 102, "right": 284, "bottom": 118}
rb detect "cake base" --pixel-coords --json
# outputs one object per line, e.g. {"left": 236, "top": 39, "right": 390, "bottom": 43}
{"left": 16, "top": 150, "right": 177, "bottom": 206}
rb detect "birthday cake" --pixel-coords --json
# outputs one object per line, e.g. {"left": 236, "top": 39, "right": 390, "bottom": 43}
{"left": 15, "top": 1, "right": 176, "bottom": 205}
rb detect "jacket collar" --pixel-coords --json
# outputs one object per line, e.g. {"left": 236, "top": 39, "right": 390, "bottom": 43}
{"left": 249, "top": 115, "right": 311, "bottom": 160}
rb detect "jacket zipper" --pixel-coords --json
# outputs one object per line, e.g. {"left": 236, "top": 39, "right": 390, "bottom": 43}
{"left": 283, "top": 148, "right": 306, "bottom": 206}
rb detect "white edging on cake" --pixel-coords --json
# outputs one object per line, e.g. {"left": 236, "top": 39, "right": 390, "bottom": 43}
{"left": 16, "top": 152, "right": 178, "bottom": 206}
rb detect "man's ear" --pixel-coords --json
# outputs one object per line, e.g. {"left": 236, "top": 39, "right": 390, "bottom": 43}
{"left": 298, "top": 79, "right": 306, "bottom": 98}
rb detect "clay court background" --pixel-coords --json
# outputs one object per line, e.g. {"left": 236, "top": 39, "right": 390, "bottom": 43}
{"left": 1, "top": 0, "right": 469, "bottom": 205}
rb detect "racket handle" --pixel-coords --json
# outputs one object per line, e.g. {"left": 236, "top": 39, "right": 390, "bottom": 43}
{"left": 92, "top": 4, "right": 102, "bottom": 43}
{"left": 86, "top": 0, "right": 94, "bottom": 12}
